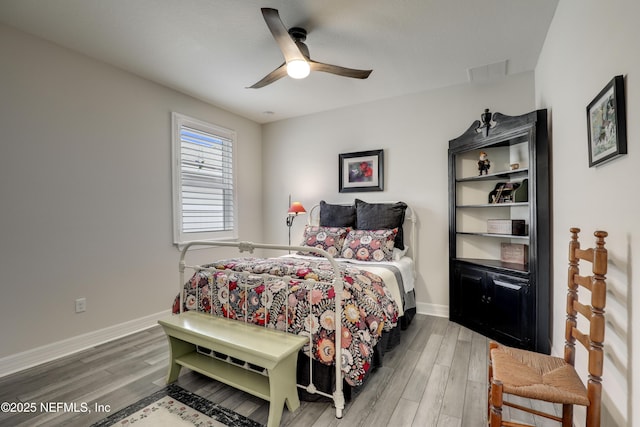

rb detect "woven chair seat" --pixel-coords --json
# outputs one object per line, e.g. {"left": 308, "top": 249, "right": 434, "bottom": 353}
{"left": 491, "top": 344, "right": 589, "bottom": 406}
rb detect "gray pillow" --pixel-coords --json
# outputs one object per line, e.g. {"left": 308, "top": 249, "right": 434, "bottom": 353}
{"left": 355, "top": 199, "right": 408, "bottom": 249}
{"left": 319, "top": 201, "right": 356, "bottom": 228}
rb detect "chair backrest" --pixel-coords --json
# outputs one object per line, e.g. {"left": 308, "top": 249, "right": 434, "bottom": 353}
{"left": 565, "top": 227, "right": 607, "bottom": 426}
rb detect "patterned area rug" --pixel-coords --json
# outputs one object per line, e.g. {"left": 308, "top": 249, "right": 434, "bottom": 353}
{"left": 91, "top": 383, "right": 263, "bottom": 427}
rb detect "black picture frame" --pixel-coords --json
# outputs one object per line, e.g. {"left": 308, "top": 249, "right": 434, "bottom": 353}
{"left": 587, "top": 75, "right": 627, "bottom": 167}
{"left": 339, "top": 149, "right": 384, "bottom": 193}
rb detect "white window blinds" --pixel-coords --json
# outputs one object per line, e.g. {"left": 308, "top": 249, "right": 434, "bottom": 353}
{"left": 172, "top": 113, "right": 237, "bottom": 244}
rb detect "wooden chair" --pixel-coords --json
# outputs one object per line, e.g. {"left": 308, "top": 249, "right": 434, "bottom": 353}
{"left": 488, "top": 228, "right": 607, "bottom": 427}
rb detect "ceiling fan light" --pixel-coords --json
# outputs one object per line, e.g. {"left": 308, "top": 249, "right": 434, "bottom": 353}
{"left": 286, "top": 60, "right": 310, "bottom": 79}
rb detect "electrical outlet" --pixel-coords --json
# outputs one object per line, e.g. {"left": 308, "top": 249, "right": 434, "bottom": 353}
{"left": 75, "top": 298, "right": 86, "bottom": 313}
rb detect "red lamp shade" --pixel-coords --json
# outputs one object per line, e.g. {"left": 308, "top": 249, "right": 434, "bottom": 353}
{"left": 287, "top": 202, "right": 306, "bottom": 215}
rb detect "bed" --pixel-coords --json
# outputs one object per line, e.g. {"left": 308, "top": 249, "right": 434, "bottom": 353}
{"left": 173, "top": 199, "right": 417, "bottom": 418}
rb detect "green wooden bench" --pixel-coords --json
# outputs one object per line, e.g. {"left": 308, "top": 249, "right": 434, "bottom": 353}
{"left": 158, "top": 311, "right": 308, "bottom": 427}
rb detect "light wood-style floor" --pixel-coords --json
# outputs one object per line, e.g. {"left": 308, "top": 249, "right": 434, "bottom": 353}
{"left": 0, "top": 314, "right": 559, "bottom": 427}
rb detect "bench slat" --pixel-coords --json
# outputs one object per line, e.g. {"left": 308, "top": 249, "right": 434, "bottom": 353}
{"left": 176, "top": 352, "right": 271, "bottom": 400}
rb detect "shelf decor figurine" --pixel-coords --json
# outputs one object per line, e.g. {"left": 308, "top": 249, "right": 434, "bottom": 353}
{"left": 478, "top": 151, "right": 491, "bottom": 175}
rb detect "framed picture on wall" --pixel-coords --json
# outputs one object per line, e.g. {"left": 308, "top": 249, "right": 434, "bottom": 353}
{"left": 586, "top": 75, "right": 627, "bottom": 167}
{"left": 339, "top": 149, "right": 384, "bottom": 193}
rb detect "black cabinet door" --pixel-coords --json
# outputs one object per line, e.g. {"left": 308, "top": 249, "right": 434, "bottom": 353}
{"left": 487, "top": 273, "right": 531, "bottom": 348}
{"left": 451, "top": 263, "right": 487, "bottom": 331}
{"left": 459, "top": 268, "right": 487, "bottom": 330}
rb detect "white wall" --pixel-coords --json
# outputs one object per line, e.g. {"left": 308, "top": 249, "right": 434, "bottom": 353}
{"left": 6, "top": 4, "right": 634, "bottom": 423}
{"left": 535, "top": 1, "right": 639, "bottom": 425}
{"left": 0, "top": 24, "right": 263, "bottom": 360}
{"left": 261, "top": 72, "right": 536, "bottom": 316}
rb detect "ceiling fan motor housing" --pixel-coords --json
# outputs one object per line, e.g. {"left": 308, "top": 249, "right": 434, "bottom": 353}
{"left": 288, "top": 27, "right": 307, "bottom": 42}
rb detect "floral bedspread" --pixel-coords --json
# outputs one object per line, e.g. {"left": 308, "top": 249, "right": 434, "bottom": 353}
{"left": 173, "top": 256, "right": 399, "bottom": 386}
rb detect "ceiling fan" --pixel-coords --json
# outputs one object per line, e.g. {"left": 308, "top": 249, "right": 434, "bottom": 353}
{"left": 248, "top": 8, "right": 373, "bottom": 89}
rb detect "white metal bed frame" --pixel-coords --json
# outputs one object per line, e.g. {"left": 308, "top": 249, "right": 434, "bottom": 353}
{"left": 178, "top": 241, "right": 347, "bottom": 418}
{"left": 176, "top": 202, "right": 417, "bottom": 419}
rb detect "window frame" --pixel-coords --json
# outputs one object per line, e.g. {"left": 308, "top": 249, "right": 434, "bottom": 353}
{"left": 171, "top": 112, "right": 238, "bottom": 245}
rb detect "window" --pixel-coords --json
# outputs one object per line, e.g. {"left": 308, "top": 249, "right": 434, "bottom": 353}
{"left": 172, "top": 113, "right": 237, "bottom": 245}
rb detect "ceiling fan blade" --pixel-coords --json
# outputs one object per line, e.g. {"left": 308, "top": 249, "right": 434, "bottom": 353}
{"left": 309, "top": 60, "right": 372, "bottom": 79}
{"left": 261, "top": 8, "right": 306, "bottom": 63}
{"left": 247, "top": 63, "right": 287, "bottom": 89}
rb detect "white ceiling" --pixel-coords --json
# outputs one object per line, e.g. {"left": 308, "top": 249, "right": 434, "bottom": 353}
{"left": 0, "top": 0, "right": 559, "bottom": 124}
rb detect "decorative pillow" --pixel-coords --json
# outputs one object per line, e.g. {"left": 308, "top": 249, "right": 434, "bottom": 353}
{"left": 298, "top": 226, "right": 350, "bottom": 257}
{"left": 319, "top": 200, "right": 356, "bottom": 228}
{"left": 340, "top": 228, "right": 398, "bottom": 262}
{"left": 355, "top": 199, "right": 408, "bottom": 249}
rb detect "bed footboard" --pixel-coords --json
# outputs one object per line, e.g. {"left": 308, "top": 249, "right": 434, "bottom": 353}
{"left": 177, "top": 240, "right": 346, "bottom": 419}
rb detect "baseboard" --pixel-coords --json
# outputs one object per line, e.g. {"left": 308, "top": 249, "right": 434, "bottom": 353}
{"left": 0, "top": 304, "right": 448, "bottom": 378}
{"left": 416, "top": 302, "right": 449, "bottom": 318}
{"left": 0, "top": 309, "right": 171, "bottom": 378}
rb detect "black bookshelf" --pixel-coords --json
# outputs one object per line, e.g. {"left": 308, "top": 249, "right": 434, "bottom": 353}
{"left": 448, "top": 110, "right": 550, "bottom": 354}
